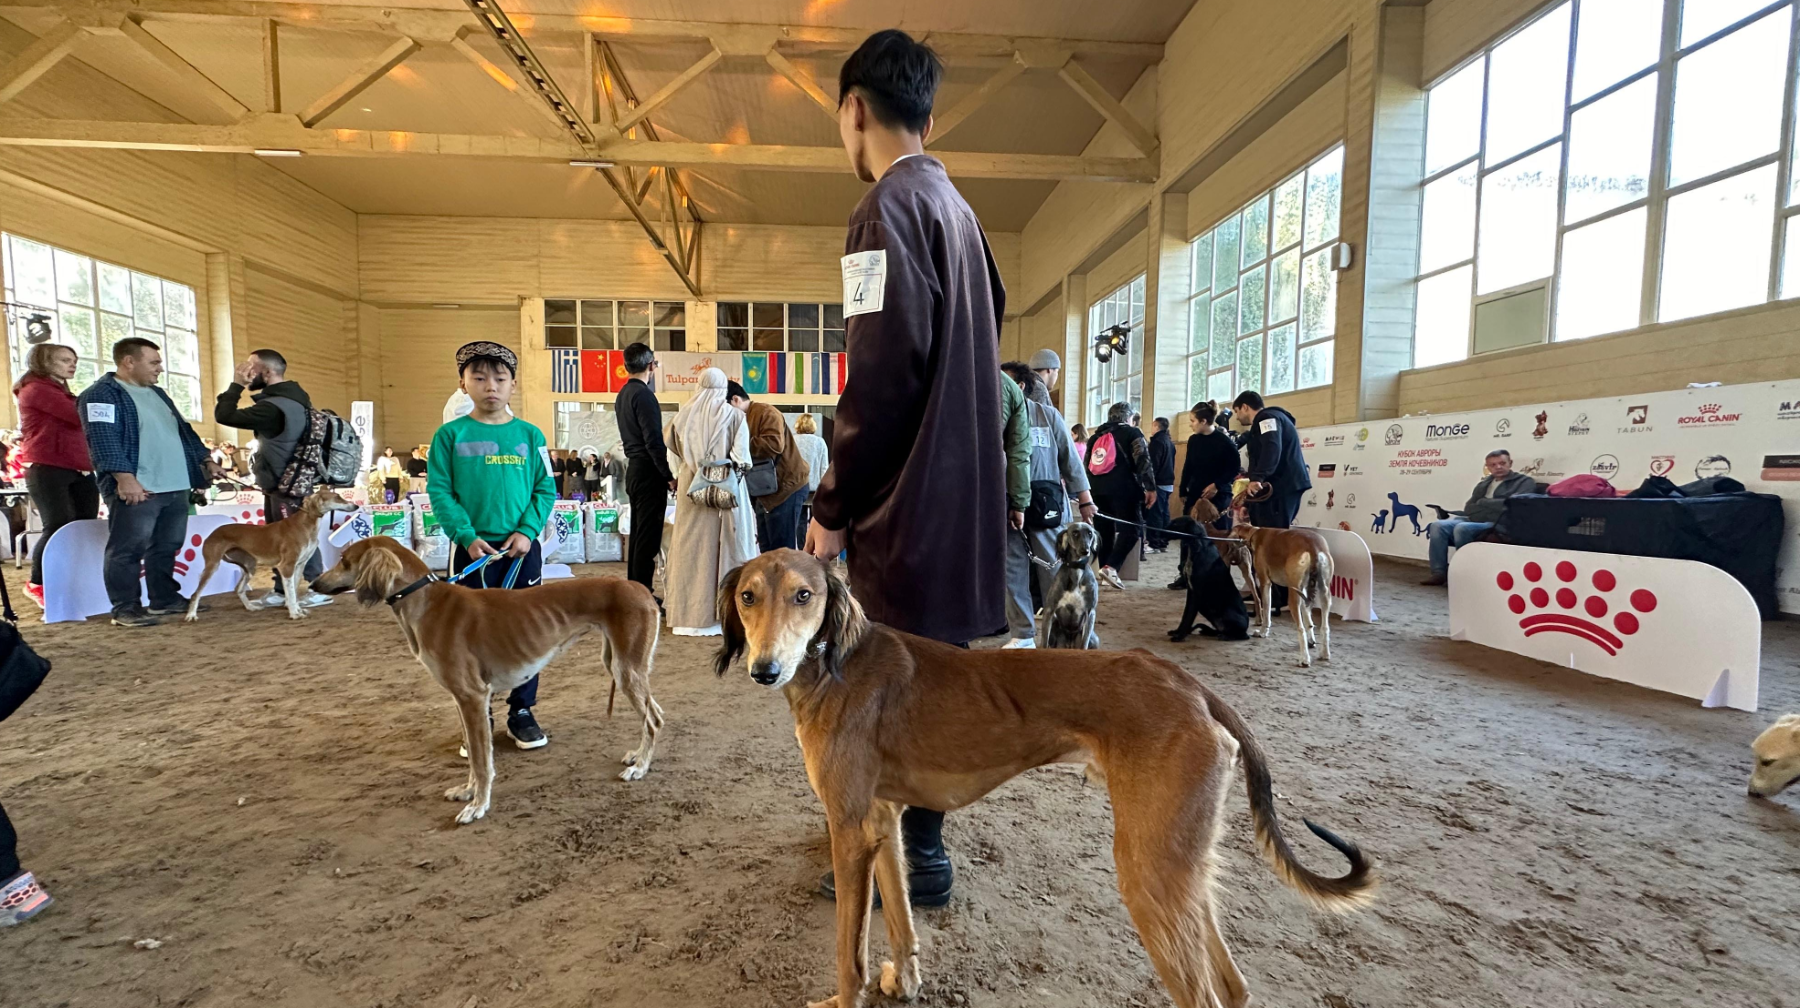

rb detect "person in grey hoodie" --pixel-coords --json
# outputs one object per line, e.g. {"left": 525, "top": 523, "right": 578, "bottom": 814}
{"left": 1422, "top": 449, "right": 1537, "bottom": 585}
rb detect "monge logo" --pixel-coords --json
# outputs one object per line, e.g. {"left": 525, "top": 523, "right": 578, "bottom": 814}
{"left": 1384, "top": 424, "right": 1404, "bottom": 446}
{"left": 1675, "top": 402, "right": 1742, "bottom": 426}
{"left": 1778, "top": 397, "right": 1800, "bottom": 421}
{"left": 1498, "top": 560, "right": 1657, "bottom": 657}
{"left": 1425, "top": 422, "right": 1471, "bottom": 441}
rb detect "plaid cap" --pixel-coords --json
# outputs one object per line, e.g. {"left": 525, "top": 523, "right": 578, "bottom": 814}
{"left": 455, "top": 341, "right": 518, "bottom": 375}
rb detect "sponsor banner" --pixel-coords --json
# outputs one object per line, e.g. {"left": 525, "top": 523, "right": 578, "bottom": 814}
{"left": 1294, "top": 380, "right": 1800, "bottom": 614}
{"left": 1311, "top": 527, "right": 1377, "bottom": 623}
{"left": 1448, "top": 542, "right": 1759, "bottom": 711}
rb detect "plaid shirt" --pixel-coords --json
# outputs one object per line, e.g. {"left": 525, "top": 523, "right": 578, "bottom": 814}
{"left": 77, "top": 372, "right": 210, "bottom": 497}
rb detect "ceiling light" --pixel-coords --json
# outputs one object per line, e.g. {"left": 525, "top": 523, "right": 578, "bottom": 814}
{"left": 569, "top": 159, "right": 615, "bottom": 168}
{"left": 253, "top": 148, "right": 303, "bottom": 157}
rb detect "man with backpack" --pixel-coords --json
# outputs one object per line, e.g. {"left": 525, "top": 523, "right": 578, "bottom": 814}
{"left": 215, "top": 348, "right": 335, "bottom": 610}
{"left": 1000, "top": 362, "right": 1093, "bottom": 648}
{"left": 1083, "top": 401, "right": 1157, "bottom": 589}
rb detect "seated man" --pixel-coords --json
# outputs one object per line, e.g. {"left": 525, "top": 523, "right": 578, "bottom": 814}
{"left": 1422, "top": 449, "right": 1536, "bottom": 585}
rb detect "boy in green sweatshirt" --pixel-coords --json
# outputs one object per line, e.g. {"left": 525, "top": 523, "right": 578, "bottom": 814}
{"left": 427, "top": 341, "right": 558, "bottom": 749}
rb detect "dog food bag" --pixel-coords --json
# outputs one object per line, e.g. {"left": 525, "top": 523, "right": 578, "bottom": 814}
{"left": 544, "top": 501, "right": 586, "bottom": 564}
{"left": 585, "top": 503, "right": 623, "bottom": 562}
{"left": 411, "top": 502, "right": 452, "bottom": 570}
{"left": 366, "top": 503, "right": 411, "bottom": 540}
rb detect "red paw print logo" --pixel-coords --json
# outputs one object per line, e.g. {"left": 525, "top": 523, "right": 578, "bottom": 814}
{"left": 173, "top": 532, "right": 203, "bottom": 577}
{"left": 1498, "top": 560, "right": 1655, "bottom": 656}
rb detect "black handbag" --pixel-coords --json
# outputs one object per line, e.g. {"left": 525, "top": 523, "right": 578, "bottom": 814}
{"left": 746, "top": 457, "right": 780, "bottom": 498}
{"left": 1024, "top": 479, "right": 1068, "bottom": 530}
{"left": 0, "top": 573, "right": 50, "bottom": 724}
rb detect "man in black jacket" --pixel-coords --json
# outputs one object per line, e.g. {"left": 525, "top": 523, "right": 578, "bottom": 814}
{"left": 214, "top": 348, "right": 332, "bottom": 610}
{"left": 1231, "top": 390, "right": 1312, "bottom": 608}
{"left": 614, "top": 342, "right": 674, "bottom": 595}
{"left": 1145, "top": 418, "right": 1176, "bottom": 551}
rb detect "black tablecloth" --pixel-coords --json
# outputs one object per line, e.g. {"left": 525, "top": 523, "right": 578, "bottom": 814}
{"left": 1495, "top": 493, "right": 1786, "bottom": 619}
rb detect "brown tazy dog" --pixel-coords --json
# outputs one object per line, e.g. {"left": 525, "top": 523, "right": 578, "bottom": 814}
{"left": 716, "top": 549, "right": 1375, "bottom": 1008}
{"left": 312, "top": 536, "right": 664, "bottom": 824}
{"left": 183, "top": 488, "right": 358, "bottom": 622}
{"left": 1229, "top": 524, "right": 1335, "bottom": 667}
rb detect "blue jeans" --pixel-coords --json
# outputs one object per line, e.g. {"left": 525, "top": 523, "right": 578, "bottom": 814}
{"left": 102, "top": 489, "right": 190, "bottom": 615}
{"left": 1429, "top": 519, "right": 1494, "bottom": 574}
{"left": 758, "top": 489, "right": 805, "bottom": 551}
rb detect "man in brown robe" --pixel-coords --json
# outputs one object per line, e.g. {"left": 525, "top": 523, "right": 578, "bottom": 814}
{"left": 807, "top": 28, "right": 1007, "bottom": 908}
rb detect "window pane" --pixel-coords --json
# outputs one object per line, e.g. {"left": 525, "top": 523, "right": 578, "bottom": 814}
{"left": 54, "top": 249, "right": 92, "bottom": 306}
{"left": 10, "top": 237, "right": 53, "bottom": 306}
{"left": 581, "top": 327, "right": 613, "bottom": 350}
{"left": 162, "top": 282, "right": 195, "bottom": 330}
{"left": 1267, "top": 322, "right": 1296, "bottom": 394}
{"left": 1272, "top": 175, "right": 1305, "bottom": 250}
{"left": 545, "top": 326, "right": 576, "bottom": 348}
{"left": 1565, "top": 75, "right": 1656, "bottom": 223}
{"left": 718, "top": 301, "right": 748, "bottom": 328}
{"left": 656, "top": 329, "right": 686, "bottom": 352}
{"left": 655, "top": 302, "right": 685, "bottom": 328}
{"left": 72, "top": 360, "right": 98, "bottom": 394}
{"left": 1298, "top": 340, "right": 1335, "bottom": 389}
{"left": 790, "top": 328, "right": 819, "bottom": 352}
{"left": 1415, "top": 264, "right": 1473, "bottom": 367}
{"left": 824, "top": 328, "right": 845, "bottom": 352}
{"left": 1300, "top": 248, "right": 1337, "bottom": 341}
{"left": 1478, "top": 143, "right": 1562, "bottom": 293}
{"left": 100, "top": 312, "right": 132, "bottom": 348}
{"left": 1189, "top": 293, "right": 1211, "bottom": 353}
{"left": 1683, "top": 0, "right": 1776, "bottom": 46}
{"left": 1485, "top": 4, "right": 1572, "bottom": 164}
{"left": 580, "top": 299, "right": 612, "bottom": 326}
{"left": 1427, "top": 61, "right": 1485, "bottom": 175}
{"left": 788, "top": 303, "right": 819, "bottom": 328}
{"left": 97, "top": 262, "right": 131, "bottom": 316}
{"left": 824, "top": 303, "right": 844, "bottom": 328}
{"left": 130, "top": 273, "right": 163, "bottom": 331}
{"left": 1190, "top": 233, "right": 1214, "bottom": 293}
{"left": 753, "top": 324, "right": 784, "bottom": 351}
{"left": 1209, "top": 291, "right": 1237, "bottom": 362}
{"left": 1420, "top": 162, "right": 1478, "bottom": 272}
{"left": 1303, "top": 147, "right": 1344, "bottom": 247}
{"left": 1207, "top": 369, "right": 1234, "bottom": 404}
{"left": 165, "top": 328, "right": 199, "bottom": 376}
{"left": 544, "top": 298, "right": 576, "bottom": 325}
{"left": 621, "top": 301, "right": 651, "bottom": 327}
{"left": 718, "top": 328, "right": 748, "bottom": 351}
{"left": 1235, "top": 335, "right": 1263, "bottom": 394}
{"left": 1188, "top": 353, "right": 1208, "bottom": 404}
{"left": 1669, "top": 11, "right": 1788, "bottom": 187}
{"left": 1213, "top": 216, "right": 1241, "bottom": 291}
{"left": 164, "top": 372, "right": 199, "bottom": 421}
{"left": 1241, "top": 195, "right": 1271, "bottom": 265}
{"left": 1556, "top": 207, "right": 1647, "bottom": 340}
{"left": 1784, "top": 217, "right": 1800, "bottom": 297}
{"left": 1130, "top": 275, "right": 1146, "bottom": 321}
{"left": 1574, "top": 0, "right": 1662, "bottom": 101}
{"left": 1659, "top": 163, "right": 1777, "bottom": 320}
{"left": 1270, "top": 248, "right": 1301, "bottom": 323}
{"left": 59, "top": 305, "right": 96, "bottom": 360}
{"left": 1238, "top": 265, "right": 1267, "bottom": 335}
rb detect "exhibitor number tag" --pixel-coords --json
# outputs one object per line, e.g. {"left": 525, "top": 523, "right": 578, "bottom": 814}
{"left": 840, "top": 249, "right": 887, "bottom": 318}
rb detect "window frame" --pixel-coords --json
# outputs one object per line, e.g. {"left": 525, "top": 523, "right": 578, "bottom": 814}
{"left": 1086, "top": 275, "right": 1146, "bottom": 428}
{"left": 715, "top": 301, "right": 845, "bottom": 353}
{"left": 544, "top": 298, "right": 688, "bottom": 353}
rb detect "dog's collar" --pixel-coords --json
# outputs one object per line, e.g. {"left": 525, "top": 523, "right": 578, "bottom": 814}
{"left": 385, "top": 574, "right": 438, "bottom": 606}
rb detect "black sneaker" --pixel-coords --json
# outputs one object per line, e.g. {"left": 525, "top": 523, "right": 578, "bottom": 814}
{"left": 1166, "top": 578, "right": 1188, "bottom": 591}
{"left": 110, "top": 608, "right": 159, "bottom": 628}
{"left": 506, "top": 708, "right": 548, "bottom": 750}
{"left": 147, "top": 598, "right": 207, "bottom": 616}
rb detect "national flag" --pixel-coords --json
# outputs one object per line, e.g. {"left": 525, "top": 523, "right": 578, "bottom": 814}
{"left": 768, "top": 351, "right": 788, "bottom": 393}
{"left": 742, "top": 352, "right": 769, "bottom": 395}
{"left": 579, "top": 350, "right": 608, "bottom": 393}
{"left": 809, "top": 352, "right": 826, "bottom": 394}
{"left": 608, "top": 350, "right": 635, "bottom": 391}
{"left": 551, "top": 349, "right": 580, "bottom": 393}
{"left": 834, "top": 352, "right": 847, "bottom": 394}
{"left": 790, "top": 352, "right": 806, "bottom": 395}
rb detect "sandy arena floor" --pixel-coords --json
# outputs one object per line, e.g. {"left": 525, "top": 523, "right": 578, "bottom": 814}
{"left": 0, "top": 552, "right": 1796, "bottom": 1008}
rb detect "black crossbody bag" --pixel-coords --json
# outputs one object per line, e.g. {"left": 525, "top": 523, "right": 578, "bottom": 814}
{"left": 0, "top": 574, "right": 50, "bottom": 723}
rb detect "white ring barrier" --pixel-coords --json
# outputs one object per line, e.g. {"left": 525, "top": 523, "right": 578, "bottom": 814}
{"left": 1307, "top": 527, "right": 1378, "bottom": 623}
{"left": 41, "top": 516, "right": 243, "bottom": 623}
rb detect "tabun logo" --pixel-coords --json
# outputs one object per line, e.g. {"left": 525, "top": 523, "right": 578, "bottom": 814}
{"left": 1498, "top": 560, "right": 1657, "bottom": 656}
{"left": 1675, "top": 402, "right": 1741, "bottom": 426}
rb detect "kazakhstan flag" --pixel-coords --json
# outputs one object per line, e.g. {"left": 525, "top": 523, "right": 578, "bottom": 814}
{"left": 741, "top": 352, "right": 769, "bottom": 394}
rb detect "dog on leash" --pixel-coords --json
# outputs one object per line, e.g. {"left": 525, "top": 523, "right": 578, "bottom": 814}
{"left": 1749, "top": 714, "right": 1800, "bottom": 798}
{"left": 1229, "top": 525, "right": 1334, "bottom": 667}
{"left": 716, "top": 550, "right": 1375, "bottom": 1008}
{"left": 1039, "top": 522, "right": 1101, "bottom": 649}
{"left": 311, "top": 536, "right": 664, "bottom": 824}
{"left": 1167, "top": 517, "right": 1249, "bottom": 642}
{"left": 184, "top": 489, "right": 358, "bottom": 621}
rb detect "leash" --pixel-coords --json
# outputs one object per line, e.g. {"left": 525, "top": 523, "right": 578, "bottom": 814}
{"left": 1091, "top": 510, "right": 1240, "bottom": 544}
{"left": 386, "top": 550, "right": 525, "bottom": 607}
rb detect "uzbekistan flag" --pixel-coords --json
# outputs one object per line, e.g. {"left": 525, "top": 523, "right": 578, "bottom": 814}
{"left": 741, "top": 353, "right": 768, "bottom": 395}
{"left": 551, "top": 349, "right": 580, "bottom": 393}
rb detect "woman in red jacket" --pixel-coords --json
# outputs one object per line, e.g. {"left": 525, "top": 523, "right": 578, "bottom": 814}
{"left": 14, "top": 343, "right": 96, "bottom": 605}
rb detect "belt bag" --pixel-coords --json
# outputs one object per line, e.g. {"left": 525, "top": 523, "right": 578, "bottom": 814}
{"left": 1024, "top": 479, "right": 1068, "bottom": 530}
{"left": 687, "top": 461, "right": 739, "bottom": 509}
{"left": 746, "top": 457, "right": 779, "bottom": 498}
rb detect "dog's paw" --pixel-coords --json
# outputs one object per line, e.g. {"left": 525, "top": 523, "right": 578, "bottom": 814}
{"left": 1167, "top": 631, "right": 1189, "bottom": 642}
{"left": 618, "top": 763, "right": 648, "bottom": 782}
{"left": 287, "top": 609, "right": 307, "bottom": 620}
{"left": 880, "top": 956, "right": 921, "bottom": 1000}
{"left": 803, "top": 997, "right": 840, "bottom": 1008}
{"left": 444, "top": 783, "right": 475, "bottom": 802}
{"left": 621, "top": 748, "right": 642, "bottom": 766}
{"left": 454, "top": 801, "right": 488, "bottom": 825}
{"left": 182, "top": 612, "right": 199, "bottom": 623}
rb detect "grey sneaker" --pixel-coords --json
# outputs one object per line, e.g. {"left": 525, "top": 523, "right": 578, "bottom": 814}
{"left": 110, "top": 607, "right": 159, "bottom": 628}
{"left": 147, "top": 598, "right": 206, "bottom": 616}
{"left": 1099, "top": 566, "right": 1126, "bottom": 590}
{"left": 0, "top": 871, "right": 52, "bottom": 926}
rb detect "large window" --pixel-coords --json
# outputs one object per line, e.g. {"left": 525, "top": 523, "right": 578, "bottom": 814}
{"left": 1, "top": 233, "right": 202, "bottom": 419}
{"left": 545, "top": 299, "right": 686, "bottom": 352}
{"left": 1416, "top": 0, "right": 1800, "bottom": 366}
{"left": 716, "top": 302, "right": 844, "bottom": 352}
{"left": 1185, "top": 146, "right": 1343, "bottom": 408}
{"left": 1086, "top": 275, "right": 1145, "bottom": 427}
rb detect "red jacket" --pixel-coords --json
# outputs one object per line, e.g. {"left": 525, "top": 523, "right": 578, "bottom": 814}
{"left": 15, "top": 373, "right": 91, "bottom": 472}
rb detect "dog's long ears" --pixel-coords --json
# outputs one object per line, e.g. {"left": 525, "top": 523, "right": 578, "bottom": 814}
{"left": 353, "top": 546, "right": 405, "bottom": 607}
{"left": 713, "top": 565, "right": 747, "bottom": 678}
{"left": 818, "top": 559, "right": 868, "bottom": 679}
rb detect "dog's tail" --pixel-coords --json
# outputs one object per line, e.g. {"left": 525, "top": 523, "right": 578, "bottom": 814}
{"left": 1309, "top": 548, "right": 1333, "bottom": 616}
{"left": 1203, "top": 690, "right": 1376, "bottom": 911}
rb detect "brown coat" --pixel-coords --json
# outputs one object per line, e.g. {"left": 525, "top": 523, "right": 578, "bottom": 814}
{"left": 811, "top": 155, "right": 1007, "bottom": 644}
{"left": 747, "top": 400, "right": 807, "bottom": 510}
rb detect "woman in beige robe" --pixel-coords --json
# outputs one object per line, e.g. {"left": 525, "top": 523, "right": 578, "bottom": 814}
{"left": 665, "top": 367, "right": 758, "bottom": 635}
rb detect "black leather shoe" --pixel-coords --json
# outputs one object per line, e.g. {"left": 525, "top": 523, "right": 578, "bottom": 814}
{"left": 820, "top": 807, "right": 954, "bottom": 908}
{"left": 1166, "top": 578, "right": 1188, "bottom": 591}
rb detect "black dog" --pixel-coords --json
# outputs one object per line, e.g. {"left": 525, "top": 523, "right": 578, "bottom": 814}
{"left": 1167, "top": 517, "right": 1249, "bottom": 642}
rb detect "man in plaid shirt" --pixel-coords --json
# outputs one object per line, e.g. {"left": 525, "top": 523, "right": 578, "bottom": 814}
{"left": 78, "top": 338, "right": 223, "bottom": 628}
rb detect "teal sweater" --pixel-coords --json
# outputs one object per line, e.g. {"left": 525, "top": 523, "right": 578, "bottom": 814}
{"left": 426, "top": 415, "right": 556, "bottom": 548}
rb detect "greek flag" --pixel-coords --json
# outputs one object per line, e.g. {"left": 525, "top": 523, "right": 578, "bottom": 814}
{"left": 551, "top": 349, "right": 581, "bottom": 393}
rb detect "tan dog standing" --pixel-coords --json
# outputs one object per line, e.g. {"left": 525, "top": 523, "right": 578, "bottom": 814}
{"left": 716, "top": 549, "right": 1375, "bottom": 1008}
{"left": 184, "top": 489, "right": 358, "bottom": 621}
{"left": 311, "top": 536, "right": 664, "bottom": 824}
{"left": 1749, "top": 714, "right": 1800, "bottom": 798}
{"left": 1229, "top": 524, "right": 1334, "bottom": 667}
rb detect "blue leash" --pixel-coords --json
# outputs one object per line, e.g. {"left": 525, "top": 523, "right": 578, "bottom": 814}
{"left": 446, "top": 551, "right": 526, "bottom": 589}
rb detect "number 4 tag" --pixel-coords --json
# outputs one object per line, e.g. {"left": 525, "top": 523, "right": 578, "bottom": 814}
{"left": 840, "top": 250, "right": 887, "bottom": 318}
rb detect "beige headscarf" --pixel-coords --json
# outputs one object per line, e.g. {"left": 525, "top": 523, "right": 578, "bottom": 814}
{"left": 673, "top": 367, "right": 737, "bottom": 463}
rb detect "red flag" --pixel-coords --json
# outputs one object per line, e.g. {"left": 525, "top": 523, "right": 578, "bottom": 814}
{"left": 607, "top": 350, "right": 629, "bottom": 392}
{"left": 580, "top": 351, "right": 608, "bottom": 393}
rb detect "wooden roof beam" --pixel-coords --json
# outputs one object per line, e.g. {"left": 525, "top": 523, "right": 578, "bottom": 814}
{"left": 103, "top": 15, "right": 251, "bottom": 122}
{"left": 298, "top": 35, "right": 420, "bottom": 127}
{"left": 0, "top": 18, "right": 82, "bottom": 105}
{"left": 927, "top": 53, "right": 1026, "bottom": 146}
{"left": 764, "top": 46, "right": 837, "bottom": 122}
{"left": 613, "top": 46, "right": 721, "bottom": 134}
{"left": 1056, "top": 57, "right": 1157, "bottom": 156}
{"left": 448, "top": 25, "right": 567, "bottom": 131}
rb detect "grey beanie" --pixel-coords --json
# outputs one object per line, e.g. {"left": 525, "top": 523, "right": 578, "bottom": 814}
{"left": 1028, "top": 348, "right": 1061, "bottom": 371}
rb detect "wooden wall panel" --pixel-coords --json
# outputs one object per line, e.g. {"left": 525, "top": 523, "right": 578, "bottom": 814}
{"left": 1088, "top": 231, "right": 1148, "bottom": 305}
{"left": 244, "top": 269, "right": 351, "bottom": 417}
{"left": 1422, "top": 0, "right": 1548, "bottom": 84}
{"left": 1183, "top": 72, "right": 1348, "bottom": 239}
{"left": 376, "top": 307, "right": 519, "bottom": 452}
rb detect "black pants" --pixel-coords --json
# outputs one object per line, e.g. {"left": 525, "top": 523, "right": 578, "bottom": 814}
{"left": 264, "top": 492, "right": 324, "bottom": 593}
{"left": 101, "top": 488, "right": 188, "bottom": 615}
{"left": 383, "top": 477, "right": 401, "bottom": 503}
{"left": 1092, "top": 485, "right": 1143, "bottom": 571}
{"left": 1247, "top": 487, "right": 1304, "bottom": 609}
{"left": 450, "top": 539, "right": 544, "bottom": 711}
{"left": 0, "top": 795, "right": 18, "bottom": 882}
{"left": 1145, "top": 488, "right": 1172, "bottom": 548}
{"left": 25, "top": 463, "right": 98, "bottom": 586}
{"left": 625, "top": 461, "right": 666, "bottom": 593}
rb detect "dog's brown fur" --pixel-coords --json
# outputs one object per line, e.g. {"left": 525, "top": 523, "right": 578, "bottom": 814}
{"left": 1749, "top": 714, "right": 1800, "bottom": 798}
{"left": 715, "top": 549, "right": 1375, "bottom": 1008}
{"left": 184, "top": 489, "right": 358, "bottom": 621}
{"left": 1230, "top": 524, "right": 1335, "bottom": 667}
{"left": 312, "top": 537, "right": 664, "bottom": 824}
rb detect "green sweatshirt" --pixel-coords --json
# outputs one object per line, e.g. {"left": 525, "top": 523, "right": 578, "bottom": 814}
{"left": 1001, "top": 373, "right": 1031, "bottom": 510}
{"left": 427, "top": 414, "right": 557, "bottom": 548}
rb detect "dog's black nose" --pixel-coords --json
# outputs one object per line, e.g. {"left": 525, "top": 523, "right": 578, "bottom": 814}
{"left": 749, "top": 661, "right": 781, "bottom": 685}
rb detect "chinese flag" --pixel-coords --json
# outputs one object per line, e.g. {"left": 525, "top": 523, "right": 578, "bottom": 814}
{"left": 579, "top": 351, "right": 608, "bottom": 393}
